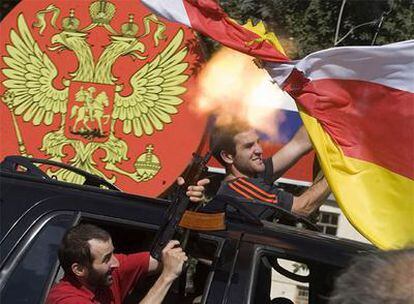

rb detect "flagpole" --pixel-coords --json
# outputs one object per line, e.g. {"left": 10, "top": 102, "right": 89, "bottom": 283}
{"left": 371, "top": 3, "right": 393, "bottom": 45}
{"left": 334, "top": 0, "right": 347, "bottom": 46}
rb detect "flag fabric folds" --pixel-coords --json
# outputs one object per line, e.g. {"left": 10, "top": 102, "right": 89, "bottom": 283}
{"left": 141, "top": 0, "right": 289, "bottom": 62}
{"left": 142, "top": 0, "right": 414, "bottom": 249}
{"left": 266, "top": 41, "right": 414, "bottom": 249}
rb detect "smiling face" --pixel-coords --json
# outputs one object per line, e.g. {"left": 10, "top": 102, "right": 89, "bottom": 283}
{"left": 231, "top": 129, "right": 265, "bottom": 177}
{"left": 85, "top": 238, "right": 119, "bottom": 287}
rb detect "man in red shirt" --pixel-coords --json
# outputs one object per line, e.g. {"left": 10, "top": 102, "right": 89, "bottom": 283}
{"left": 46, "top": 224, "right": 188, "bottom": 304}
{"left": 47, "top": 179, "right": 209, "bottom": 304}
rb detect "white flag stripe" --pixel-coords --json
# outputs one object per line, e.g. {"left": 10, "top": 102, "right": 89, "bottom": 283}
{"left": 264, "top": 61, "right": 297, "bottom": 87}
{"left": 141, "top": 0, "right": 191, "bottom": 27}
{"left": 297, "top": 40, "right": 414, "bottom": 93}
{"left": 267, "top": 40, "right": 414, "bottom": 93}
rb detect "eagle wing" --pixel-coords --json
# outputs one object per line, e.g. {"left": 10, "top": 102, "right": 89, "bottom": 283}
{"left": 2, "top": 14, "right": 68, "bottom": 126}
{"left": 113, "top": 29, "right": 189, "bottom": 136}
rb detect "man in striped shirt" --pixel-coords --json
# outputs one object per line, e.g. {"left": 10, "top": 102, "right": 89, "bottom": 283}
{"left": 209, "top": 120, "right": 330, "bottom": 217}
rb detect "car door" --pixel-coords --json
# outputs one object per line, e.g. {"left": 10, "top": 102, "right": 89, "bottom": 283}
{"left": 0, "top": 212, "right": 77, "bottom": 304}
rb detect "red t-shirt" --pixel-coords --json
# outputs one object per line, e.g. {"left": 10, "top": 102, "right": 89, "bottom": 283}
{"left": 46, "top": 252, "right": 150, "bottom": 304}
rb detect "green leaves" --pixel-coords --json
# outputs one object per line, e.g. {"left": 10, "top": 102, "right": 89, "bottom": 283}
{"left": 200, "top": 0, "right": 414, "bottom": 59}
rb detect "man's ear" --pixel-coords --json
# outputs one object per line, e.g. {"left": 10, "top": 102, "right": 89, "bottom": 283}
{"left": 220, "top": 150, "right": 234, "bottom": 165}
{"left": 71, "top": 263, "right": 88, "bottom": 278}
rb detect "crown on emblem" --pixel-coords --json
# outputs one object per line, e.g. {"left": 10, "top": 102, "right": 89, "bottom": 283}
{"left": 62, "top": 9, "right": 80, "bottom": 32}
{"left": 89, "top": 0, "right": 116, "bottom": 25}
{"left": 121, "top": 14, "right": 139, "bottom": 37}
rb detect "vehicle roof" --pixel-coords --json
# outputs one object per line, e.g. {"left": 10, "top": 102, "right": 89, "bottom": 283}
{"left": 1, "top": 170, "right": 375, "bottom": 267}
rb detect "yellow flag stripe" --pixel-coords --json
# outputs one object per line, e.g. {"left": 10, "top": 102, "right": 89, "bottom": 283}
{"left": 300, "top": 109, "right": 414, "bottom": 250}
{"left": 236, "top": 19, "right": 287, "bottom": 56}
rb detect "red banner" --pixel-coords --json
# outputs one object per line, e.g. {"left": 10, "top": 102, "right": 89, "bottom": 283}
{"left": 0, "top": 0, "right": 208, "bottom": 197}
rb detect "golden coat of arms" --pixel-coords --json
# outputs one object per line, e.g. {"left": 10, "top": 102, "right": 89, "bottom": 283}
{"left": 0, "top": 0, "right": 207, "bottom": 196}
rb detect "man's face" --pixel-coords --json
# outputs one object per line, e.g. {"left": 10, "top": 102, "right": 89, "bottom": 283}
{"left": 85, "top": 238, "right": 119, "bottom": 287}
{"left": 232, "top": 129, "right": 265, "bottom": 176}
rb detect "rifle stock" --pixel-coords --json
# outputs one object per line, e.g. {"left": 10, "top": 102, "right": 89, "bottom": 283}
{"left": 150, "top": 152, "right": 211, "bottom": 261}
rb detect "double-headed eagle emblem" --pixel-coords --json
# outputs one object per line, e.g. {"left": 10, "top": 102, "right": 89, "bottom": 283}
{"left": 2, "top": 1, "right": 190, "bottom": 185}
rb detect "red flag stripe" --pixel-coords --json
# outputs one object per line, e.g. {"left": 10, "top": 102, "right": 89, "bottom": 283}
{"left": 296, "top": 79, "right": 414, "bottom": 179}
{"left": 142, "top": 0, "right": 289, "bottom": 62}
{"left": 182, "top": 1, "right": 288, "bottom": 62}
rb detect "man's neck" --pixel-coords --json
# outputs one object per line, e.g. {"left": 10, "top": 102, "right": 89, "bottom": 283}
{"left": 77, "top": 277, "right": 97, "bottom": 293}
{"left": 225, "top": 169, "right": 252, "bottom": 182}
{"left": 224, "top": 173, "right": 238, "bottom": 182}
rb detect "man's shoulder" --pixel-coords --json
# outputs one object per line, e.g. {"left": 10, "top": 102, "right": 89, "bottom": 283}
{"left": 115, "top": 251, "right": 149, "bottom": 268}
{"left": 46, "top": 279, "right": 94, "bottom": 304}
{"left": 113, "top": 251, "right": 150, "bottom": 282}
{"left": 217, "top": 176, "right": 275, "bottom": 201}
{"left": 219, "top": 175, "right": 274, "bottom": 190}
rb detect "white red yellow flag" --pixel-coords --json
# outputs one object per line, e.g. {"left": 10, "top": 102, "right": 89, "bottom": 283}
{"left": 141, "top": 0, "right": 289, "bottom": 62}
{"left": 142, "top": 0, "right": 414, "bottom": 249}
{"left": 266, "top": 41, "right": 414, "bottom": 249}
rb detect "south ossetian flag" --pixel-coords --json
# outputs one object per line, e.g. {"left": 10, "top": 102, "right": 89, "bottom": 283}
{"left": 142, "top": 0, "right": 414, "bottom": 249}
{"left": 141, "top": 0, "right": 289, "bottom": 61}
{"left": 266, "top": 41, "right": 414, "bottom": 249}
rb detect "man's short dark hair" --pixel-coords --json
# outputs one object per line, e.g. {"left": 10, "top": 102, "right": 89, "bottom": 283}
{"left": 58, "top": 224, "right": 111, "bottom": 274}
{"left": 209, "top": 119, "right": 251, "bottom": 166}
{"left": 330, "top": 248, "right": 414, "bottom": 304}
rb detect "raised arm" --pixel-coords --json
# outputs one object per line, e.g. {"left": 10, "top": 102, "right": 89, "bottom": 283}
{"left": 141, "top": 240, "right": 187, "bottom": 304}
{"left": 142, "top": 176, "right": 209, "bottom": 302}
{"left": 292, "top": 177, "right": 330, "bottom": 216}
{"left": 271, "top": 126, "right": 313, "bottom": 180}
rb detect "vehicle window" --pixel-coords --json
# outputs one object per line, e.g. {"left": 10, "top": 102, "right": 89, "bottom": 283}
{"left": 252, "top": 250, "right": 340, "bottom": 304}
{"left": 269, "top": 258, "right": 310, "bottom": 304}
{"left": 77, "top": 218, "right": 222, "bottom": 304}
{"left": 0, "top": 214, "right": 74, "bottom": 304}
{"left": 252, "top": 253, "right": 311, "bottom": 304}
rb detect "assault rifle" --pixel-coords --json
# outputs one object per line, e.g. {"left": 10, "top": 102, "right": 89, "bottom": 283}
{"left": 150, "top": 151, "right": 212, "bottom": 261}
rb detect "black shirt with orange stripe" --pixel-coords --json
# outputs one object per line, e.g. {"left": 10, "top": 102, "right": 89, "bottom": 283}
{"left": 217, "top": 158, "right": 293, "bottom": 211}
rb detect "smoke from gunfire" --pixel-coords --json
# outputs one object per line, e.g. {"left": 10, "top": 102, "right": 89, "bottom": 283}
{"left": 193, "top": 47, "right": 294, "bottom": 138}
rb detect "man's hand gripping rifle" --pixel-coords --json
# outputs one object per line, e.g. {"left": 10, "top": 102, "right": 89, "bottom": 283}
{"left": 150, "top": 152, "right": 211, "bottom": 261}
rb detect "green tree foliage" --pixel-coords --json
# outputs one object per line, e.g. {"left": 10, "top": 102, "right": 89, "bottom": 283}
{"left": 210, "top": 0, "right": 414, "bottom": 59}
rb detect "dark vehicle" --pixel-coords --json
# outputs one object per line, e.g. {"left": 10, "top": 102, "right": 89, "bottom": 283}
{"left": 0, "top": 156, "right": 374, "bottom": 304}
